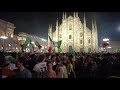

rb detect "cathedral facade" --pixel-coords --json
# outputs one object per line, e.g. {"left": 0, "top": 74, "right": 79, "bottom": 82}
{"left": 48, "top": 12, "right": 98, "bottom": 53}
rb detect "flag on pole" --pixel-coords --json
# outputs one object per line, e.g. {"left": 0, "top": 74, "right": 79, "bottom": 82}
{"left": 23, "top": 37, "right": 30, "bottom": 49}
{"left": 48, "top": 35, "right": 55, "bottom": 46}
{"left": 48, "top": 47, "right": 52, "bottom": 53}
{"left": 48, "top": 35, "right": 54, "bottom": 53}
{"left": 57, "top": 40, "right": 62, "bottom": 48}
{"left": 35, "top": 41, "right": 42, "bottom": 49}
{"left": 70, "top": 48, "right": 75, "bottom": 59}
{"left": 56, "top": 40, "right": 62, "bottom": 53}
{"left": 58, "top": 48, "right": 62, "bottom": 52}
{"left": 48, "top": 35, "right": 52, "bottom": 42}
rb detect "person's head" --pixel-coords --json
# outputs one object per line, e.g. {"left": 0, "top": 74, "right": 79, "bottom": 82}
{"left": 16, "top": 57, "right": 26, "bottom": 69}
{"left": 4, "top": 56, "right": 15, "bottom": 65}
{"left": 37, "top": 54, "right": 46, "bottom": 63}
{"left": 30, "top": 54, "right": 36, "bottom": 59}
{"left": 87, "top": 55, "right": 92, "bottom": 61}
{"left": 47, "top": 61, "right": 53, "bottom": 71}
{"left": 55, "top": 56, "right": 61, "bottom": 64}
{"left": 66, "top": 55, "right": 72, "bottom": 63}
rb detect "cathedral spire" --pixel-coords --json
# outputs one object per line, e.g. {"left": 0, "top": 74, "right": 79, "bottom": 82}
{"left": 92, "top": 20, "right": 94, "bottom": 32}
{"left": 51, "top": 24, "right": 52, "bottom": 31}
{"left": 48, "top": 24, "right": 50, "bottom": 34}
{"left": 94, "top": 19, "right": 98, "bottom": 52}
{"left": 56, "top": 18, "right": 58, "bottom": 27}
{"left": 74, "top": 12, "right": 76, "bottom": 18}
{"left": 83, "top": 14, "right": 87, "bottom": 52}
{"left": 94, "top": 19, "right": 97, "bottom": 32}
{"left": 65, "top": 12, "right": 67, "bottom": 19}
{"left": 62, "top": 12, "right": 64, "bottom": 20}
{"left": 49, "top": 24, "right": 52, "bottom": 34}
{"left": 76, "top": 12, "right": 78, "bottom": 18}
{"left": 84, "top": 14, "right": 86, "bottom": 26}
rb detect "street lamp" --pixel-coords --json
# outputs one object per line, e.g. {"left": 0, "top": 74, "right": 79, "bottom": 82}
{"left": 41, "top": 38, "right": 47, "bottom": 42}
{"left": 103, "top": 38, "right": 109, "bottom": 42}
{"left": 0, "top": 36, "right": 8, "bottom": 51}
{"left": 0, "top": 36, "right": 8, "bottom": 39}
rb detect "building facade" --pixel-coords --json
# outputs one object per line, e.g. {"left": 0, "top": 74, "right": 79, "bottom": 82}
{"left": 0, "top": 19, "right": 48, "bottom": 52}
{"left": 0, "top": 19, "right": 16, "bottom": 51}
{"left": 48, "top": 12, "right": 98, "bottom": 52}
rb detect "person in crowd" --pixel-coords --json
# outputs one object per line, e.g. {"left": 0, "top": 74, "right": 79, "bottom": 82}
{"left": 66, "top": 56, "right": 76, "bottom": 78}
{"left": 33, "top": 54, "right": 47, "bottom": 78}
{"left": 53, "top": 56, "right": 68, "bottom": 78}
{"left": 44, "top": 61, "right": 56, "bottom": 78}
{"left": 27, "top": 54, "right": 37, "bottom": 73}
{"left": 15, "top": 57, "right": 32, "bottom": 78}
{"left": 3, "top": 55, "right": 17, "bottom": 70}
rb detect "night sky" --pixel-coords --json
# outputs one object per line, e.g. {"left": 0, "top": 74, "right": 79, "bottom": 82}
{"left": 0, "top": 12, "right": 120, "bottom": 45}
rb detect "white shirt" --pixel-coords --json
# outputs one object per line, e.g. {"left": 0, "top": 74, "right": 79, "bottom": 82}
{"left": 33, "top": 62, "right": 47, "bottom": 73}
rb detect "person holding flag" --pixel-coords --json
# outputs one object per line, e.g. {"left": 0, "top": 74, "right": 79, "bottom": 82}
{"left": 22, "top": 37, "right": 34, "bottom": 54}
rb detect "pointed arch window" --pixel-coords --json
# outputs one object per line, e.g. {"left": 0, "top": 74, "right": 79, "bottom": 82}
{"left": 69, "top": 35, "right": 72, "bottom": 39}
{"left": 69, "top": 24, "right": 72, "bottom": 30}
{"left": 80, "top": 32, "right": 83, "bottom": 37}
{"left": 88, "top": 39, "right": 91, "bottom": 44}
{"left": 59, "top": 34, "right": 62, "bottom": 38}
{"left": 80, "top": 40, "right": 82, "bottom": 44}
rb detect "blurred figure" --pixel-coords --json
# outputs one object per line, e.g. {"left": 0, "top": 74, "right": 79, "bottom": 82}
{"left": 53, "top": 56, "right": 68, "bottom": 78}
{"left": 33, "top": 54, "right": 47, "bottom": 78}
{"left": 15, "top": 57, "right": 32, "bottom": 78}
{"left": 44, "top": 61, "right": 56, "bottom": 78}
{"left": 3, "top": 55, "right": 17, "bottom": 70}
{"left": 66, "top": 56, "right": 76, "bottom": 78}
{"left": 27, "top": 54, "right": 37, "bottom": 73}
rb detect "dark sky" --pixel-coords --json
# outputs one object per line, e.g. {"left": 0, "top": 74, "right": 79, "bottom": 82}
{"left": 0, "top": 12, "right": 120, "bottom": 45}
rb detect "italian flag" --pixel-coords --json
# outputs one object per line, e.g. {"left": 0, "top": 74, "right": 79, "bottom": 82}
{"left": 57, "top": 40, "right": 62, "bottom": 53}
{"left": 22, "top": 37, "right": 35, "bottom": 53}
{"left": 35, "top": 40, "right": 42, "bottom": 49}
{"left": 48, "top": 35, "right": 54, "bottom": 53}
{"left": 23, "top": 37, "right": 30, "bottom": 49}
{"left": 48, "top": 35, "right": 55, "bottom": 46}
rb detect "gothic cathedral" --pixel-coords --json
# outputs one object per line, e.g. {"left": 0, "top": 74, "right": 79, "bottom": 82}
{"left": 48, "top": 12, "right": 98, "bottom": 53}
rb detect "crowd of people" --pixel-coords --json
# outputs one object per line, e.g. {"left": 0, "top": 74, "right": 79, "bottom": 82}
{"left": 0, "top": 51, "right": 120, "bottom": 78}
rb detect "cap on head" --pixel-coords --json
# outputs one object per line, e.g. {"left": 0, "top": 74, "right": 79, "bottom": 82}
{"left": 5, "top": 55, "right": 15, "bottom": 62}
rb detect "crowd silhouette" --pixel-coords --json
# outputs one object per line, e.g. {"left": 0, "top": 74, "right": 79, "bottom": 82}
{"left": 0, "top": 51, "right": 120, "bottom": 78}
